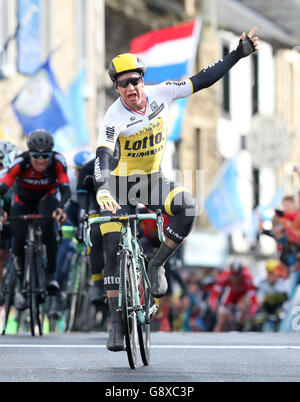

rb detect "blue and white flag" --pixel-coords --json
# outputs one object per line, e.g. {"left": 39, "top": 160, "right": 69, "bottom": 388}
{"left": 205, "top": 158, "right": 245, "bottom": 232}
{"left": 167, "top": 98, "right": 188, "bottom": 142}
{"left": 54, "top": 70, "right": 90, "bottom": 153}
{"left": 11, "top": 59, "right": 69, "bottom": 134}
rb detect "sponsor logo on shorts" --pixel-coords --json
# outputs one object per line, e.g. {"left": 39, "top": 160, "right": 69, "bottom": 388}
{"left": 104, "top": 276, "right": 120, "bottom": 285}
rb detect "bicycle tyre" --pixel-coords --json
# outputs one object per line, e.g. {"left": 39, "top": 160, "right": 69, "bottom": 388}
{"left": 1, "top": 258, "right": 17, "bottom": 335}
{"left": 28, "top": 246, "right": 42, "bottom": 336}
{"left": 28, "top": 245, "right": 36, "bottom": 336}
{"left": 120, "top": 250, "right": 138, "bottom": 369}
{"left": 74, "top": 257, "right": 92, "bottom": 331}
{"left": 65, "top": 252, "right": 81, "bottom": 331}
{"left": 35, "top": 251, "right": 46, "bottom": 336}
{"left": 137, "top": 274, "right": 152, "bottom": 366}
{"left": 72, "top": 254, "right": 89, "bottom": 331}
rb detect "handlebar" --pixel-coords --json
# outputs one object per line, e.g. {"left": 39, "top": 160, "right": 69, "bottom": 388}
{"left": 88, "top": 213, "right": 158, "bottom": 224}
{"left": 85, "top": 209, "right": 165, "bottom": 247}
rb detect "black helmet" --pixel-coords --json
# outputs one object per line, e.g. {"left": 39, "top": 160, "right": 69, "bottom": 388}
{"left": 108, "top": 53, "right": 145, "bottom": 83}
{"left": 27, "top": 129, "right": 54, "bottom": 153}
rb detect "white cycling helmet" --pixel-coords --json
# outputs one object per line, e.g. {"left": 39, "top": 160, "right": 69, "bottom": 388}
{"left": 0, "top": 140, "right": 19, "bottom": 168}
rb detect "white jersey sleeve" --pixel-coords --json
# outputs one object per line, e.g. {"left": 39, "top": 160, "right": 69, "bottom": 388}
{"left": 97, "top": 102, "right": 122, "bottom": 151}
{"left": 151, "top": 79, "right": 193, "bottom": 104}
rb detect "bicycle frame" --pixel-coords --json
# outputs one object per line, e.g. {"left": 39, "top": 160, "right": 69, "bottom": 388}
{"left": 26, "top": 220, "right": 44, "bottom": 272}
{"left": 86, "top": 211, "right": 165, "bottom": 326}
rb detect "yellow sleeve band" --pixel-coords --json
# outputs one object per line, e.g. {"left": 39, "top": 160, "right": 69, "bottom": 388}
{"left": 92, "top": 273, "right": 104, "bottom": 282}
{"left": 188, "top": 78, "right": 194, "bottom": 93}
{"left": 164, "top": 186, "right": 186, "bottom": 216}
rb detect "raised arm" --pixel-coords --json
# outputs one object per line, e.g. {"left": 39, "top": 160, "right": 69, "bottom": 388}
{"left": 190, "top": 27, "right": 259, "bottom": 93}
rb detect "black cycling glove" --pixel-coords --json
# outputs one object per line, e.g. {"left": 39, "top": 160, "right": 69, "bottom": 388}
{"left": 233, "top": 36, "right": 256, "bottom": 59}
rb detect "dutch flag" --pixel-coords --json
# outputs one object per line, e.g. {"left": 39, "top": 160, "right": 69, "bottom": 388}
{"left": 130, "top": 19, "right": 201, "bottom": 84}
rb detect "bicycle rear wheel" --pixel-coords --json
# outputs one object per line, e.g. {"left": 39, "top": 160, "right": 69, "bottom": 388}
{"left": 120, "top": 251, "right": 138, "bottom": 369}
{"left": 65, "top": 253, "right": 86, "bottom": 332}
{"left": 73, "top": 259, "right": 92, "bottom": 331}
{"left": 28, "top": 247, "right": 42, "bottom": 336}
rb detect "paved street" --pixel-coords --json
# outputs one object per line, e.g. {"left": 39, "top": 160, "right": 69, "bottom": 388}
{"left": 0, "top": 331, "right": 300, "bottom": 383}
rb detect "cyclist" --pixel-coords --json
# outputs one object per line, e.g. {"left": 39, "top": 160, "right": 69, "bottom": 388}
{"left": 75, "top": 153, "right": 105, "bottom": 306}
{"left": 49, "top": 150, "right": 95, "bottom": 319}
{"left": 209, "top": 260, "right": 258, "bottom": 331}
{"left": 68, "top": 150, "right": 95, "bottom": 226}
{"left": 94, "top": 28, "right": 259, "bottom": 350}
{"left": 258, "top": 195, "right": 300, "bottom": 269}
{"left": 55, "top": 150, "right": 94, "bottom": 285}
{"left": 0, "top": 129, "right": 71, "bottom": 310}
{"left": 0, "top": 140, "right": 19, "bottom": 305}
{"left": 253, "top": 259, "right": 289, "bottom": 331}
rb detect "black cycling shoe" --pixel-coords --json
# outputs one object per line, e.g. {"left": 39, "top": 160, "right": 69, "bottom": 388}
{"left": 91, "top": 281, "right": 105, "bottom": 306}
{"left": 106, "top": 297, "right": 124, "bottom": 352}
{"left": 147, "top": 263, "right": 168, "bottom": 298}
{"left": 48, "top": 294, "right": 61, "bottom": 320}
{"left": 14, "top": 292, "right": 28, "bottom": 311}
{"left": 46, "top": 279, "right": 60, "bottom": 295}
{"left": 147, "top": 242, "right": 174, "bottom": 298}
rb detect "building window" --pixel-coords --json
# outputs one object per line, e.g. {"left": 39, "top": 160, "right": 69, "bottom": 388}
{"left": 0, "top": 0, "right": 17, "bottom": 78}
{"left": 40, "top": 0, "right": 54, "bottom": 62}
{"left": 75, "top": 0, "right": 91, "bottom": 73}
{"left": 251, "top": 52, "right": 259, "bottom": 115}
{"left": 222, "top": 43, "right": 230, "bottom": 115}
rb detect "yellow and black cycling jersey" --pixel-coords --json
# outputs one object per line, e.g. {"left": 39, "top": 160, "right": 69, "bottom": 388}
{"left": 257, "top": 278, "right": 288, "bottom": 306}
{"left": 96, "top": 80, "right": 192, "bottom": 178}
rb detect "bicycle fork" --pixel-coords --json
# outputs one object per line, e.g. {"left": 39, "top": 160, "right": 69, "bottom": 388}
{"left": 118, "top": 231, "right": 146, "bottom": 325}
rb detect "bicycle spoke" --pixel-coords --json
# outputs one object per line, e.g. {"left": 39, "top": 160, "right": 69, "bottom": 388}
{"left": 121, "top": 251, "right": 138, "bottom": 369}
{"left": 137, "top": 274, "right": 152, "bottom": 366}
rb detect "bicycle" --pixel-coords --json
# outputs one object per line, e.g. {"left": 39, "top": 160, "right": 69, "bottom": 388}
{"left": 0, "top": 252, "right": 17, "bottom": 335}
{"left": 86, "top": 209, "right": 164, "bottom": 369}
{"left": 5, "top": 214, "right": 50, "bottom": 336}
{"left": 61, "top": 224, "right": 92, "bottom": 332}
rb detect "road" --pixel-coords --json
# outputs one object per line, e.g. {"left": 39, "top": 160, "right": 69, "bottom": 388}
{"left": 0, "top": 331, "right": 300, "bottom": 383}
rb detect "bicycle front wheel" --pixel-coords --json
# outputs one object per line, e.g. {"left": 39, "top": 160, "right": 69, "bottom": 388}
{"left": 137, "top": 273, "right": 153, "bottom": 366}
{"left": 120, "top": 250, "right": 138, "bottom": 369}
{"left": 1, "top": 258, "right": 17, "bottom": 335}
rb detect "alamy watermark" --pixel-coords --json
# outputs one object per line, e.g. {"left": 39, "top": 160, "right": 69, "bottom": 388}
{"left": 103, "top": 164, "right": 205, "bottom": 217}
{"left": 291, "top": 306, "right": 300, "bottom": 331}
